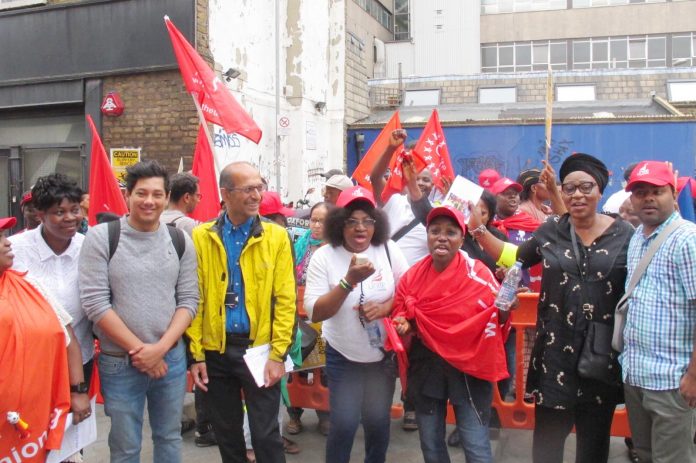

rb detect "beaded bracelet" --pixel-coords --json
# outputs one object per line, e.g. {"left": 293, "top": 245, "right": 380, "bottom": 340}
{"left": 469, "top": 224, "right": 487, "bottom": 238}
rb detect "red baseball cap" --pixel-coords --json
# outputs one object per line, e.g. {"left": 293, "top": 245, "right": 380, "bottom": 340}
{"left": 490, "top": 177, "right": 523, "bottom": 196}
{"left": 259, "top": 191, "right": 294, "bottom": 217}
{"left": 0, "top": 217, "right": 17, "bottom": 230}
{"left": 677, "top": 177, "right": 696, "bottom": 199}
{"left": 336, "top": 185, "right": 376, "bottom": 208}
{"left": 426, "top": 205, "right": 466, "bottom": 233}
{"left": 479, "top": 169, "right": 501, "bottom": 189}
{"left": 625, "top": 161, "right": 676, "bottom": 192}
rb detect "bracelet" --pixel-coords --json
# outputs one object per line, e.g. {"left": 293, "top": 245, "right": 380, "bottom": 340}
{"left": 338, "top": 278, "right": 353, "bottom": 292}
{"left": 469, "top": 224, "right": 487, "bottom": 238}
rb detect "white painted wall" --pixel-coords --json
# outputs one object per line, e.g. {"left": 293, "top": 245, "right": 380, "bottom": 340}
{"left": 385, "top": 0, "right": 480, "bottom": 78}
{"left": 208, "top": 0, "right": 345, "bottom": 204}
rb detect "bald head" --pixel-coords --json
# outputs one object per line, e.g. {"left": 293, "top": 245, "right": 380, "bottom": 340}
{"left": 219, "top": 161, "right": 265, "bottom": 225}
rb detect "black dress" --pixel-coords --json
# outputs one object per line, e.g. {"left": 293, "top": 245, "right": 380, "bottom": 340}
{"left": 517, "top": 214, "right": 634, "bottom": 409}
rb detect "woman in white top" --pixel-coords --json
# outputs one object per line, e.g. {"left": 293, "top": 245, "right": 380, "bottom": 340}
{"left": 304, "top": 186, "right": 408, "bottom": 463}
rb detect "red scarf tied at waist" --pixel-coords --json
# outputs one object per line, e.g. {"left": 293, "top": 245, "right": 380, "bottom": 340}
{"left": 392, "top": 251, "right": 511, "bottom": 383}
{"left": 0, "top": 269, "right": 71, "bottom": 462}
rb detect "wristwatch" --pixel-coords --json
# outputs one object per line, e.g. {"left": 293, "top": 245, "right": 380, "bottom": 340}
{"left": 70, "top": 382, "right": 89, "bottom": 394}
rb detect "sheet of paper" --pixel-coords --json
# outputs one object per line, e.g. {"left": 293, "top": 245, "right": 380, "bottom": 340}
{"left": 243, "top": 344, "right": 295, "bottom": 387}
{"left": 442, "top": 175, "right": 484, "bottom": 223}
{"left": 47, "top": 397, "right": 98, "bottom": 463}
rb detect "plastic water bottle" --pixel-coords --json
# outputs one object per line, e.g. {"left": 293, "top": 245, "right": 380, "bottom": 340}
{"left": 365, "top": 319, "right": 383, "bottom": 348}
{"left": 495, "top": 261, "right": 523, "bottom": 312}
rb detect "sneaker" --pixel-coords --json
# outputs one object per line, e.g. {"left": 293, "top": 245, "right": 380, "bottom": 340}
{"left": 447, "top": 429, "right": 460, "bottom": 447}
{"left": 286, "top": 417, "right": 303, "bottom": 435}
{"left": 283, "top": 436, "right": 301, "bottom": 454}
{"left": 194, "top": 429, "right": 218, "bottom": 447}
{"left": 318, "top": 418, "right": 330, "bottom": 436}
{"left": 402, "top": 411, "right": 418, "bottom": 431}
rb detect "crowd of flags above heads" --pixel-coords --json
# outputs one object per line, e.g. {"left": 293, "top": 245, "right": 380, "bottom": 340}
{"left": 351, "top": 109, "right": 455, "bottom": 203}
{"left": 87, "top": 17, "right": 695, "bottom": 225}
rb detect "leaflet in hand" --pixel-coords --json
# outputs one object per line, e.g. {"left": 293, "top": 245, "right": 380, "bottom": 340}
{"left": 243, "top": 344, "right": 295, "bottom": 387}
{"left": 442, "top": 175, "right": 484, "bottom": 223}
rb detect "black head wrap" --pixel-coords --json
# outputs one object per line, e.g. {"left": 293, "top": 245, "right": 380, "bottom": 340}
{"left": 517, "top": 169, "right": 541, "bottom": 189}
{"left": 559, "top": 153, "right": 609, "bottom": 193}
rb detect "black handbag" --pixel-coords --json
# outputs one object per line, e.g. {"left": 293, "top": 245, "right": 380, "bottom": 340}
{"left": 570, "top": 225, "right": 622, "bottom": 387}
{"left": 577, "top": 321, "right": 621, "bottom": 386}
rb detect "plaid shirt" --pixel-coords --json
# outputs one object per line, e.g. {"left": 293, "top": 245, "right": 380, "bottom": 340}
{"left": 620, "top": 212, "right": 696, "bottom": 390}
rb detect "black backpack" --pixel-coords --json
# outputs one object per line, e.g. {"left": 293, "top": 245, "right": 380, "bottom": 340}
{"left": 107, "top": 219, "right": 185, "bottom": 261}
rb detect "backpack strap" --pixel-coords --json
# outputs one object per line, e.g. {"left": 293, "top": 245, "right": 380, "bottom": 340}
{"left": 166, "top": 224, "right": 186, "bottom": 260}
{"left": 107, "top": 219, "right": 121, "bottom": 261}
{"left": 391, "top": 217, "right": 420, "bottom": 242}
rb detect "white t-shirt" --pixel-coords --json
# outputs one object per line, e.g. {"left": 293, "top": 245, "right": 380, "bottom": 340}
{"left": 304, "top": 241, "right": 409, "bottom": 363}
{"left": 10, "top": 226, "right": 91, "bottom": 358}
{"left": 382, "top": 194, "right": 429, "bottom": 266}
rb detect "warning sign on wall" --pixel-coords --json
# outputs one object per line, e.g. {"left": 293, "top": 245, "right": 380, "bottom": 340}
{"left": 110, "top": 148, "right": 141, "bottom": 184}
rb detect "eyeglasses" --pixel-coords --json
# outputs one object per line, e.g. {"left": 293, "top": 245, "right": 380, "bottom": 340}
{"left": 223, "top": 184, "right": 267, "bottom": 195}
{"left": 561, "top": 181, "right": 596, "bottom": 195}
{"left": 344, "top": 218, "right": 376, "bottom": 229}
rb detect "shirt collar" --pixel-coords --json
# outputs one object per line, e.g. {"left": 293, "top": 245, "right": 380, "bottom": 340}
{"left": 223, "top": 214, "right": 254, "bottom": 235}
{"left": 34, "top": 224, "right": 82, "bottom": 262}
{"left": 637, "top": 211, "right": 680, "bottom": 241}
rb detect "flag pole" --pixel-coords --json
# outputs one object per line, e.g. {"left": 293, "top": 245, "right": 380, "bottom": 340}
{"left": 544, "top": 56, "right": 554, "bottom": 163}
{"left": 191, "top": 94, "right": 222, "bottom": 175}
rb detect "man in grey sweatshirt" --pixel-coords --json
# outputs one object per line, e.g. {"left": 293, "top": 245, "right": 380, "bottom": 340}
{"left": 79, "top": 160, "right": 198, "bottom": 463}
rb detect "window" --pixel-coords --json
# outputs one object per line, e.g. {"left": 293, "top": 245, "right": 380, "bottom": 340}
{"left": 557, "top": 85, "right": 596, "bottom": 102}
{"left": 393, "top": 0, "right": 410, "bottom": 41}
{"left": 479, "top": 87, "right": 517, "bottom": 104}
{"left": 354, "top": 0, "right": 392, "bottom": 32}
{"left": 403, "top": 89, "right": 440, "bottom": 106}
{"left": 481, "top": 0, "right": 566, "bottom": 14}
{"left": 572, "top": 0, "right": 666, "bottom": 7}
{"left": 667, "top": 81, "right": 696, "bottom": 102}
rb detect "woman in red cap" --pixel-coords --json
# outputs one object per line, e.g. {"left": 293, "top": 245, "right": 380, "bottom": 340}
{"left": 392, "top": 205, "right": 511, "bottom": 463}
{"left": 0, "top": 217, "right": 90, "bottom": 462}
{"left": 304, "top": 186, "right": 409, "bottom": 463}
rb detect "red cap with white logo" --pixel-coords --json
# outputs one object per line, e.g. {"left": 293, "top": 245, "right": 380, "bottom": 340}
{"left": 625, "top": 161, "right": 675, "bottom": 192}
{"left": 336, "top": 186, "right": 376, "bottom": 208}
{"left": 490, "top": 177, "right": 523, "bottom": 196}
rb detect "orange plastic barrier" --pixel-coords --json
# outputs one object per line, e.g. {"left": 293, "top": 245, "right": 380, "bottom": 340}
{"left": 286, "top": 368, "right": 330, "bottom": 411}
{"left": 445, "top": 293, "right": 631, "bottom": 437}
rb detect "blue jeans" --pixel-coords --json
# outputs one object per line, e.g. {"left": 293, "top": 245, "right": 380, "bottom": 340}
{"left": 324, "top": 343, "right": 395, "bottom": 463}
{"left": 98, "top": 340, "right": 187, "bottom": 463}
{"left": 415, "top": 392, "right": 493, "bottom": 463}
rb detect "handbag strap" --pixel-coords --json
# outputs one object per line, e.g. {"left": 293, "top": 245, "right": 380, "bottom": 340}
{"left": 615, "top": 217, "right": 684, "bottom": 313}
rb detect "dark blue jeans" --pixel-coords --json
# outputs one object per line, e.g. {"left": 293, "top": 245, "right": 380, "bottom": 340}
{"left": 324, "top": 344, "right": 395, "bottom": 463}
{"left": 415, "top": 386, "right": 493, "bottom": 463}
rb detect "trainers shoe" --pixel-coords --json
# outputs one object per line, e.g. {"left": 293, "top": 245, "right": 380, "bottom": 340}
{"left": 194, "top": 429, "right": 218, "bottom": 447}
{"left": 402, "top": 411, "right": 418, "bottom": 431}
{"left": 318, "top": 418, "right": 330, "bottom": 436}
{"left": 283, "top": 436, "right": 301, "bottom": 454}
{"left": 286, "top": 417, "right": 303, "bottom": 435}
{"left": 180, "top": 418, "right": 195, "bottom": 435}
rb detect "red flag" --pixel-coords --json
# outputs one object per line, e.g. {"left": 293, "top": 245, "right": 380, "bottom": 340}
{"left": 86, "top": 115, "right": 128, "bottom": 226}
{"left": 351, "top": 111, "right": 403, "bottom": 189}
{"left": 164, "top": 16, "right": 262, "bottom": 144}
{"left": 190, "top": 125, "right": 221, "bottom": 222}
{"left": 412, "top": 110, "right": 454, "bottom": 191}
{"left": 381, "top": 149, "right": 409, "bottom": 203}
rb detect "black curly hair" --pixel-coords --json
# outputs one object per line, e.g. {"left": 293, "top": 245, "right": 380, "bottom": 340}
{"left": 31, "top": 173, "right": 83, "bottom": 212}
{"left": 324, "top": 201, "right": 390, "bottom": 248}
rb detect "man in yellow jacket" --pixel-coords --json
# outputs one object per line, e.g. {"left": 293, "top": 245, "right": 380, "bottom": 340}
{"left": 187, "top": 161, "right": 296, "bottom": 463}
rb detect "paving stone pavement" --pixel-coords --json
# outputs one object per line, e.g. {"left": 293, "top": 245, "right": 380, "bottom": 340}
{"left": 84, "top": 393, "right": 633, "bottom": 462}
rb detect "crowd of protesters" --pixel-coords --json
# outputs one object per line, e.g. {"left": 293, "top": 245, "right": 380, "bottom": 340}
{"left": 2, "top": 133, "right": 696, "bottom": 463}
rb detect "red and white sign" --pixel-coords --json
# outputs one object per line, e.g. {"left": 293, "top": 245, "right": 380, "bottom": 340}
{"left": 101, "top": 92, "right": 125, "bottom": 117}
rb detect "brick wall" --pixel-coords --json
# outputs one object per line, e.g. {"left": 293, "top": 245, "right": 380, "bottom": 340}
{"left": 99, "top": 0, "right": 211, "bottom": 173}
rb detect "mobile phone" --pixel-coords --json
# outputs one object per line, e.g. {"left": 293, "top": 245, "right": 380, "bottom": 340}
{"left": 355, "top": 253, "right": 369, "bottom": 265}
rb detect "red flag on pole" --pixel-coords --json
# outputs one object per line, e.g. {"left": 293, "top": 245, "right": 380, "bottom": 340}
{"left": 411, "top": 110, "right": 454, "bottom": 191}
{"left": 351, "top": 111, "right": 403, "bottom": 189}
{"left": 190, "top": 124, "right": 221, "bottom": 222}
{"left": 164, "top": 16, "right": 262, "bottom": 144}
{"left": 381, "top": 149, "right": 410, "bottom": 203}
{"left": 86, "top": 115, "right": 128, "bottom": 226}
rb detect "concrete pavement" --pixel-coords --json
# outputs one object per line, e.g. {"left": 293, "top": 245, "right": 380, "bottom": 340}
{"left": 84, "top": 393, "right": 634, "bottom": 462}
